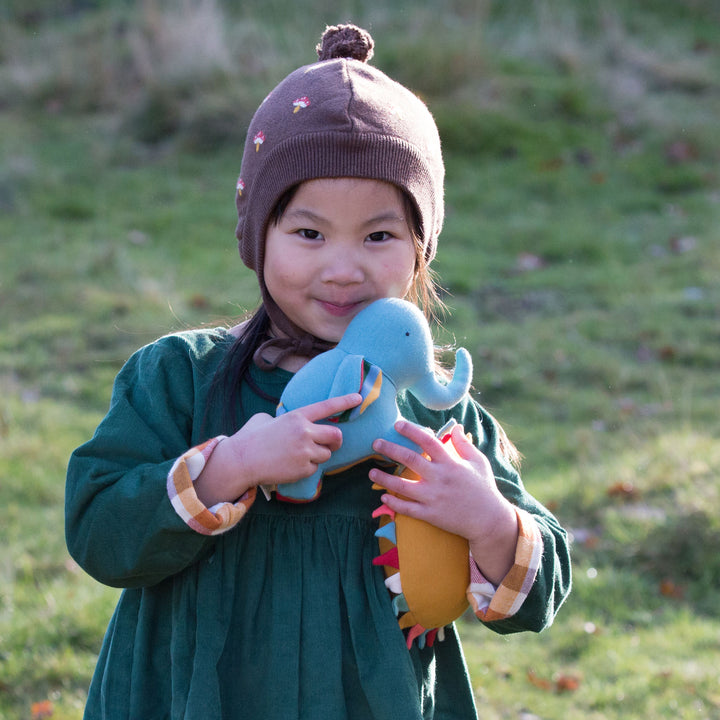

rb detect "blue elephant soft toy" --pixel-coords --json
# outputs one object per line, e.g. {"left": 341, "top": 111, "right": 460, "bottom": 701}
{"left": 272, "top": 297, "right": 473, "bottom": 502}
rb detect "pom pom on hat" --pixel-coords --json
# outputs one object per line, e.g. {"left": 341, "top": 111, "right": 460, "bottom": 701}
{"left": 316, "top": 24, "right": 374, "bottom": 62}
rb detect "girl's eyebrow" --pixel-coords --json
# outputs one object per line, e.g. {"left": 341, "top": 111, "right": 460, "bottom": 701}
{"left": 283, "top": 208, "right": 406, "bottom": 227}
{"left": 283, "top": 208, "right": 325, "bottom": 224}
{"left": 363, "top": 212, "right": 407, "bottom": 227}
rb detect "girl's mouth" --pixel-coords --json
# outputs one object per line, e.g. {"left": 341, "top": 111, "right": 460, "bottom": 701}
{"left": 317, "top": 299, "right": 364, "bottom": 317}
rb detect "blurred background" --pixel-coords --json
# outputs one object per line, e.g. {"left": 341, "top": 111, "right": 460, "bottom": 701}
{"left": 1, "top": 1, "right": 719, "bottom": 718}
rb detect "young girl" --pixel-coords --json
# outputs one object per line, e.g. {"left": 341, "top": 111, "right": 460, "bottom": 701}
{"left": 66, "top": 24, "right": 571, "bottom": 720}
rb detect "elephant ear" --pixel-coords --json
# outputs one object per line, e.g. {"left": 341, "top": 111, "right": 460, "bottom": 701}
{"left": 328, "top": 355, "right": 384, "bottom": 422}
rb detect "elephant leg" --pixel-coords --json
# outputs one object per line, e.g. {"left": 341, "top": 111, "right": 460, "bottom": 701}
{"left": 275, "top": 469, "right": 324, "bottom": 502}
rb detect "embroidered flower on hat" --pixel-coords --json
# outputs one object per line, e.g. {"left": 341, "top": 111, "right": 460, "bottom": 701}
{"left": 293, "top": 96, "right": 311, "bottom": 113}
{"left": 236, "top": 176, "right": 245, "bottom": 197}
{"left": 253, "top": 130, "right": 265, "bottom": 151}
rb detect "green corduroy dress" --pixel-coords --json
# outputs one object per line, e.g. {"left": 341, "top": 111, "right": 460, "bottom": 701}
{"left": 66, "top": 329, "right": 570, "bottom": 719}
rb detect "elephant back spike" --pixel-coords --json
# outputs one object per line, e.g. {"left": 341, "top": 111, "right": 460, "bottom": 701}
{"left": 372, "top": 422, "right": 470, "bottom": 648}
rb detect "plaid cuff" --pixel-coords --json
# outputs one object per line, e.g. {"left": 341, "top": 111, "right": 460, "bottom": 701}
{"left": 467, "top": 507, "right": 543, "bottom": 622}
{"left": 167, "top": 436, "right": 257, "bottom": 536}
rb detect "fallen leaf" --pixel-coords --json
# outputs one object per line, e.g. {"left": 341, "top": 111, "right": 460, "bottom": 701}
{"left": 31, "top": 700, "right": 54, "bottom": 719}
{"left": 556, "top": 674, "right": 581, "bottom": 693}
{"left": 527, "top": 669, "right": 581, "bottom": 694}
{"left": 607, "top": 481, "right": 639, "bottom": 500}
{"left": 660, "top": 579, "right": 685, "bottom": 599}
{"left": 189, "top": 294, "right": 210, "bottom": 310}
{"left": 526, "top": 669, "right": 553, "bottom": 691}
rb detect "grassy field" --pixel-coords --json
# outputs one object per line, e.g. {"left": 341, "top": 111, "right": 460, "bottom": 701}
{"left": 1, "top": 1, "right": 719, "bottom": 718}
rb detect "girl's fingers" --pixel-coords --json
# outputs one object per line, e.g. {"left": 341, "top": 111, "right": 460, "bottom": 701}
{"left": 450, "top": 423, "right": 479, "bottom": 459}
{"left": 392, "top": 420, "right": 445, "bottom": 456}
{"left": 311, "top": 444, "right": 333, "bottom": 465}
{"left": 372, "top": 438, "right": 429, "bottom": 478}
{"left": 379, "top": 491, "right": 430, "bottom": 520}
{"left": 296, "top": 393, "right": 363, "bottom": 423}
{"left": 369, "top": 467, "right": 423, "bottom": 500}
{"left": 312, "top": 423, "right": 344, "bottom": 452}
{"left": 372, "top": 421, "right": 447, "bottom": 477}
{"left": 450, "top": 424, "right": 494, "bottom": 477}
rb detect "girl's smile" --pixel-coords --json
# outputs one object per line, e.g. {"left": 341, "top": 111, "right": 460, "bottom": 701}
{"left": 263, "top": 177, "right": 417, "bottom": 347}
{"left": 317, "top": 300, "right": 363, "bottom": 317}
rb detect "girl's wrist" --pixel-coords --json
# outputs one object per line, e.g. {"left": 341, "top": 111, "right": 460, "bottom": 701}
{"left": 195, "top": 436, "right": 256, "bottom": 507}
{"left": 466, "top": 497, "right": 519, "bottom": 585}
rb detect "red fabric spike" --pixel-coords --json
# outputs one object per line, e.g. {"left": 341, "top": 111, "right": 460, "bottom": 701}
{"left": 372, "top": 547, "right": 399, "bottom": 569}
{"left": 425, "top": 629, "right": 439, "bottom": 647}
{"left": 371, "top": 505, "right": 395, "bottom": 520}
{"left": 406, "top": 624, "right": 426, "bottom": 649}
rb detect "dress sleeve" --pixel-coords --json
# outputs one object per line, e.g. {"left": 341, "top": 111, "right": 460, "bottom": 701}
{"left": 468, "top": 402, "right": 572, "bottom": 634}
{"left": 467, "top": 507, "right": 544, "bottom": 622}
{"left": 65, "top": 336, "right": 236, "bottom": 589}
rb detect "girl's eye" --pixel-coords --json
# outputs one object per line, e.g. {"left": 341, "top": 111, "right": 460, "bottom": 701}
{"left": 298, "top": 229, "right": 321, "bottom": 240}
{"left": 367, "top": 231, "right": 390, "bottom": 243}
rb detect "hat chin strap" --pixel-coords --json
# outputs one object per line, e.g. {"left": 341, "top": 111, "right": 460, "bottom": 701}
{"left": 253, "top": 284, "right": 334, "bottom": 370}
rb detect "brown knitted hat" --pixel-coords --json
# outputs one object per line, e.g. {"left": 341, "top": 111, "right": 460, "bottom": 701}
{"left": 234, "top": 24, "right": 445, "bottom": 362}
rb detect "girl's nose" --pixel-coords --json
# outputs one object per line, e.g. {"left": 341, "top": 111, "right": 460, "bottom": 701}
{"left": 319, "top": 246, "right": 365, "bottom": 285}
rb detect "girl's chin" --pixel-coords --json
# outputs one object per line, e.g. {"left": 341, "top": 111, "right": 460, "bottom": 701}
{"left": 315, "top": 327, "right": 346, "bottom": 344}
{"left": 311, "top": 304, "right": 367, "bottom": 339}
{"left": 312, "top": 319, "right": 354, "bottom": 344}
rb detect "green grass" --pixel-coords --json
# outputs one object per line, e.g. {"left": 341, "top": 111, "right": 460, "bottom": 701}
{"left": 2, "top": 1, "right": 720, "bottom": 718}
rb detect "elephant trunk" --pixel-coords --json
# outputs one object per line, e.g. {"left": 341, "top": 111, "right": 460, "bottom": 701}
{"left": 410, "top": 348, "right": 473, "bottom": 410}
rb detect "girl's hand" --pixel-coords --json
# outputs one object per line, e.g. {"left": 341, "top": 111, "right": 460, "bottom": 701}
{"left": 195, "top": 393, "right": 362, "bottom": 506}
{"left": 369, "top": 420, "right": 518, "bottom": 584}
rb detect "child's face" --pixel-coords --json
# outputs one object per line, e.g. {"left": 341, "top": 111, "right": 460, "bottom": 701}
{"left": 264, "top": 177, "right": 417, "bottom": 343}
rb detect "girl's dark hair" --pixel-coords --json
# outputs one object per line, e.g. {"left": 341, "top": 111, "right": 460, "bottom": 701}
{"left": 206, "top": 304, "right": 271, "bottom": 433}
